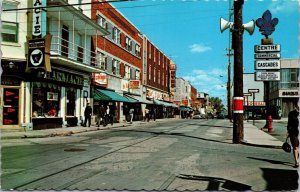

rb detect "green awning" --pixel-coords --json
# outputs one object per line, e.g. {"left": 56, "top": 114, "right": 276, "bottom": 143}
{"left": 179, "top": 106, "right": 193, "bottom": 111}
{"left": 126, "top": 94, "right": 153, "bottom": 104}
{"left": 124, "top": 95, "right": 139, "bottom": 103}
{"left": 94, "top": 89, "right": 130, "bottom": 102}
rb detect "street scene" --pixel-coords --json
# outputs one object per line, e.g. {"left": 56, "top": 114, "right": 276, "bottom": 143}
{"left": 1, "top": 118, "right": 298, "bottom": 191}
{"left": 1, "top": 0, "right": 299, "bottom": 191}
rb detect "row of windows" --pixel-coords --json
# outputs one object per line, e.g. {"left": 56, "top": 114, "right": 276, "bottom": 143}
{"left": 270, "top": 68, "right": 299, "bottom": 92}
{"left": 97, "top": 15, "right": 141, "bottom": 58}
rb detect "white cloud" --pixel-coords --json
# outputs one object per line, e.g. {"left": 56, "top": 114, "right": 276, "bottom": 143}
{"left": 268, "top": 1, "right": 298, "bottom": 14}
{"left": 189, "top": 43, "right": 212, "bottom": 53}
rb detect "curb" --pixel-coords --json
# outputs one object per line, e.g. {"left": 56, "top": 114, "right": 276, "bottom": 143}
{"left": 241, "top": 140, "right": 282, "bottom": 149}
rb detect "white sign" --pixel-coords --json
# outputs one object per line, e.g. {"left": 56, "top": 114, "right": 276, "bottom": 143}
{"left": 255, "top": 72, "right": 280, "bottom": 81}
{"left": 279, "top": 90, "right": 299, "bottom": 98}
{"left": 254, "top": 44, "right": 281, "bottom": 52}
{"left": 254, "top": 53, "right": 280, "bottom": 59}
{"left": 255, "top": 60, "right": 281, "bottom": 70}
{"left": 248, "top": 89, "right": 259, "bottom": 93}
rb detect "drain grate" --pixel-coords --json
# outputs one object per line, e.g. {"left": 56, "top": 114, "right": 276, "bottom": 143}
{"left": 64, "top": 148, "right": 86, "bottom": 152}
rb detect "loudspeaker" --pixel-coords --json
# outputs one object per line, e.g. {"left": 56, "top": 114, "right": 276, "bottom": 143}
{"left": 243, "top": 20, "right": 255, "bottom": 35}
{"left": 220, "top": 17, "right": 233, "bottom": 33}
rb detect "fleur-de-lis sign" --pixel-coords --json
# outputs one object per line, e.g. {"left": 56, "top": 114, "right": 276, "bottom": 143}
{"left": 256, "top": 10, "right": 279, "bottom": 38}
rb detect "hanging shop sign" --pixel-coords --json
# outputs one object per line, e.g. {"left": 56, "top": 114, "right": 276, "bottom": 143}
{"left": 182, "top": 99, "right": 189, "bottom": 106}
{"left": 255, "top": 71, "right": 280, "bottom": 81}
{"left": 93, "top": 73, "right": 108, "bottom": 87}
{"left": 129, "top": 80, "right": 140, "bottom": 89}
{"left": 32, "top": 0, "right": 42, "bottom": 38}
{"left": 255, "top": 60, "right": 280, "bottom": 70}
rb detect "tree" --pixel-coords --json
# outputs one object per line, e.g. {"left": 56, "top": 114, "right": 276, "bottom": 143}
{"left": 209, "top": 97, "right": 224, "bottom": 112}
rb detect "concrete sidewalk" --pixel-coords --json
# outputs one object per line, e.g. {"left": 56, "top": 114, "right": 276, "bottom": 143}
{"left": 0, "top": 119, "right": 283, "bottom": 149}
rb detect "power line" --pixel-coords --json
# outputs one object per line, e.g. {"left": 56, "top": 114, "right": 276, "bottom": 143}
{"left": 2, "top": 0, "right": 135, "bottom": 12}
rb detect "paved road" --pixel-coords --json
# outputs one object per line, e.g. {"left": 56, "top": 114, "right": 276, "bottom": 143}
{"left": 2, "top": 119, "right": 298, "bottom": 191}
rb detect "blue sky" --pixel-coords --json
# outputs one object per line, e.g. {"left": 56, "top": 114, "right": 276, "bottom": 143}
{"left": 112, "top": 0, "right": 299, "bottom": 104}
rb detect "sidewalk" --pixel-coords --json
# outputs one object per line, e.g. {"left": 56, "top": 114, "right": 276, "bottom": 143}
{"left": 0, "top": 119, "right": 283, "bottom": 149}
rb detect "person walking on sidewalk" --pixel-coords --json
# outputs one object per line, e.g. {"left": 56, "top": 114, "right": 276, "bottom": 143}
{"left": 83, "top": 102, "right": 92, "bottom": 127}
{"left": 144, "top": 107, "right": 150, "bottom": 122}
{"left": 129, "top": 107, "right": 134, "bottom": 124}
{"left": 287, "top": 104, "right": 299, "bottom": 168}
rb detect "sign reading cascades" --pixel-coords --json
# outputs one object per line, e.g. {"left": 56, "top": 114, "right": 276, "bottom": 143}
{"left": 255, "top": 60, "right": 280, "bottom": 70}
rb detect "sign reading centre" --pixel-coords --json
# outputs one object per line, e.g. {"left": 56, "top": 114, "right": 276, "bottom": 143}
{"left": 255, "top": 60, "right": 280, "bottom": 70}
{"left": 254, "top": 44, "right": 280, "bottom": 52}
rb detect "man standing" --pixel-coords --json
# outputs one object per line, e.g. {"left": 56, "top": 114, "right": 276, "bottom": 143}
{"left": 287, "top": 103, "right": 299, "bottom": 168}
{"left": 97, "top": 104, "right": 106, "bottom": 127}
{"left": 83, "top": 102, "right": 92, "bottom": 127}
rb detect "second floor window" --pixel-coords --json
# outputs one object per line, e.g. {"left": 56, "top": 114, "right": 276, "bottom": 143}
{"left": 2, "top": 3, "right": 18, "bottom": 43}
{"left": 125, "top": 36, "right": 132, "bottom": 51}
{"left": 112, "top": 27, "right": 121, "bottom": 44}
{"left": 97, "top": 15, "right": 107, "bottom": 29}
{"left": 125, "top": 65, "right": 131, "bottom": 79}
{"left": 135, "top": 44, "right": 141, "bottom": 57}
{"left": 112, "top": 59, "right": 120, "bottom": 75}
{"left": 135, "top": 70, "right": 140, "bottom": 80}
{"left": 97, "top": 52, "right": 107, "bottom": 70}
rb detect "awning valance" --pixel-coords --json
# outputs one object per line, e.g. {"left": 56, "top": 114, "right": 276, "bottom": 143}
{"left": 126, "top": 95, "right": 153, "bottom": 104}
{"left": 94, "top": 89, "right": 130, "bottom": 102}
{"left": 153, "top": 99, "right": 179, "bottom": 107}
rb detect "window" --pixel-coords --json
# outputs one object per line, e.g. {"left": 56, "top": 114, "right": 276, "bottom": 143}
{"left": 125, "top": 65, "right": 131, "bottom": 79}
{"left": 97, "top": 15, "right": 107, "bottom": 29}
{"left": 135, "top": 70, "right": 140, "bottom": 80}
{"left": 154, "top": 67, "right": 156, "bottom": 83}
{"left": 158, "top": 70, "right": 160, "bottom": 84}
{"left": 97, "top": 52, "right": 107, "bottom": 70}
{"left": 135, "top": 44, "right": 141, "bottom": 57}
{"left": 2, "top": 21, "right": 18, "bottom": 43}
{"left": 112, "top": 27, "right": 121, "bottom": 44}
{"left": 112, "top": 59, "right": 120, "bottom": 75}
{"left": 2, "top": 2, "right": 18, "bottom": 43}
{"left": 125, "top": 36, "right": 132, "bottom": 51}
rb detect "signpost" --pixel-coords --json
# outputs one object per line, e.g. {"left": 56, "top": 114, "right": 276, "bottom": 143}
{"left": 248, "top": 89, "right": 259, "bottom": 125}
{"left": 243, "top": 92, "right": 252, "bottom": 122}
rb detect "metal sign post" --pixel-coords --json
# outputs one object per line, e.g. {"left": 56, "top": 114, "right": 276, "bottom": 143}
{"left": 248, "top": 89, "right": 259, "bottom": 125}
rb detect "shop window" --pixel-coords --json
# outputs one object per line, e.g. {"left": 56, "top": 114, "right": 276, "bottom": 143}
{"left": 67, "top": 88, "right": 76, "bottom": 116}
{"left": 32, "top": 82, "right": 61, "bottom": 117}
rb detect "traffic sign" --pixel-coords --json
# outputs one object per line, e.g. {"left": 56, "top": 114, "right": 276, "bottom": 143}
{"left": 255, "top": 71, "right": 280, "bottom": 81}
{"left": 254, "top": 52, "right": 280, "bottom": 59}
{"left": 255, "top": 60, "right": 280, "bottom": 70}
{"left": 243, "top": 93, "right": 252, "bottom": 96}
{"left": 248, "top": 89, "right": 259, "bottom": 93}
{"left": 254, "top": 44, "right": 280, "bottom": 52}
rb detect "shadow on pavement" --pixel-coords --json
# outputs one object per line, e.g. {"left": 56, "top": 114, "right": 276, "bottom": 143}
{"left": 247, "top": 157, "right": 294, "bottom": 167}
{"left": 261, "top": 168, "right": 298, "bottom": 191}
{"left": 112, "top": 129, "right": 232, "bottom": 145}
{"left": 178, "top": 174, "right": 252, "bottom": 191}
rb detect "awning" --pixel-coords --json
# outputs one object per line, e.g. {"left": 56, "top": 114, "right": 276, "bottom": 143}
{"left": 180, "top": 106, "right": 193, "bottom": 111}
{"left": 153, "top": 100, "right": 179, "bottom": 107}
{"left": 94, "top": 89, "right": 130, "bottom": 102}
{"left": 126, "top": 95, "right": 153, "bottom": 104}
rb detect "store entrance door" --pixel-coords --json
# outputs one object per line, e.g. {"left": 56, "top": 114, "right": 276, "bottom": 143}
{"left": 2, "top": 88, "right": 20, "bottom": 126}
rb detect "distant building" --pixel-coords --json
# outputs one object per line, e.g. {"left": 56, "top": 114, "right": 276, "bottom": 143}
{"left": 174, "top": 77, "right": 191, "bottom": 107}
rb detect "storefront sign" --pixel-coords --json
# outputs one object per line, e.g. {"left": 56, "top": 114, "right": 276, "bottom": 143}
{"left": 254, "top": 44, "right": 280, "bottom": 52}
{"left": 129, "top": 80, "right": 140, "bottom": 89}
{"left": 279, "top": 90, "right": 299, "bottom": 98}
{"left": 255, "top": 72, "right": 280, "bottom": 81}
{"left": 255, "top": 60, "right": 280, "bottom": 70}
{"left": 94, "top": 73, "right": 107, "bottom": 87}
{"left": 32, "top": 0, "right": 42, "bottom": 38}
{"left": 245, "top": 101, "right": 266, "bottom": 106}
{"left": 254, "top": 53, "right": 280, "bottom": 59}
{"left": 40, "top": 69, "right": 84, "bottom": 86}
{"left": 182, "top": 99, "right": 189, "bottom": 106}
{"left": 28, "top": 38, "right": 45, "bottom": 68}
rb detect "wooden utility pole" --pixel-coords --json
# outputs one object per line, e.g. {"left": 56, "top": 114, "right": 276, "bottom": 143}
{"left": 232, "top": 0, "right": 244, "bottom": 143}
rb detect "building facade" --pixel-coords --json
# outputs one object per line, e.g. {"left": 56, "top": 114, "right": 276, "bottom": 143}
{"left": 269, "top": 58, "right": 299, "bottom": 118}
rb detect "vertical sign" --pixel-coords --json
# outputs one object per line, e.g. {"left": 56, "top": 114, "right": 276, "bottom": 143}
{"left": 32, "top": 0, "right": 46, "bottom": 38}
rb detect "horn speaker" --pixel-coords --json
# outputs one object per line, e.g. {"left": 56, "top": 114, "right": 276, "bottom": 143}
{"left": 220, "top": 17, "right": 233, "bottom": 33}
{"left": 243, "top": 20, "right": 255, "bottom": 35}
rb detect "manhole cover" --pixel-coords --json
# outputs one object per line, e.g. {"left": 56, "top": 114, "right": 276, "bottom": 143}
{"left": 64, "top": 148, "right": 86, "bottom": 152}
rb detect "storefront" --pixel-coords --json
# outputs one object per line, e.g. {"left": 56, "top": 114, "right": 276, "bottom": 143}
{"left": 30, "top": 67, "right": 86, "bottom": 129}
{"left": 0, "top": 60, "right": 27, "bottom": 128}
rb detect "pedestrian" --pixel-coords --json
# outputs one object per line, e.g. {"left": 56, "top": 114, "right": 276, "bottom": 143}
{"left": 129, "top": 107, "right": 134, "bottom": 124}
{"left": 144, "top": 107, "right": 150, "bottom": 122}
{"left": 83, "top": 102, "right": 92, "bottom": 127}
{"left": 152, "top": 107, "right": 156, "bottom": 121}
{"left": 96, "top": 104, "right": 106, "bottom": 127}
{"left": 287, "top": 103, "right": 299, "bottom": 168}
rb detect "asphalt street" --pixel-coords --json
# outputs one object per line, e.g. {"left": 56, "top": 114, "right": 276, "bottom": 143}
{"left": 1, "top": 119, "right": 298, "bottom": 191}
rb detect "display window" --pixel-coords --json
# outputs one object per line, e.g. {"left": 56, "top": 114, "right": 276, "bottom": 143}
{"left": 32, "top": 82, "right": 61, "bottom": 117}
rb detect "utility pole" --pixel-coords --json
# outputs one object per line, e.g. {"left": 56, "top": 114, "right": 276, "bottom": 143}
{"left": 227, "top": 0, "right": 233, "bottom": 122}
{"left": 232, "top": 0, "right": 244, "bottom": 143}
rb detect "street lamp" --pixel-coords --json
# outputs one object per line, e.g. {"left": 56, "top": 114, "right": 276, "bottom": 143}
{"left": 220, "top": 0, "right": 255, "bottom": 143}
